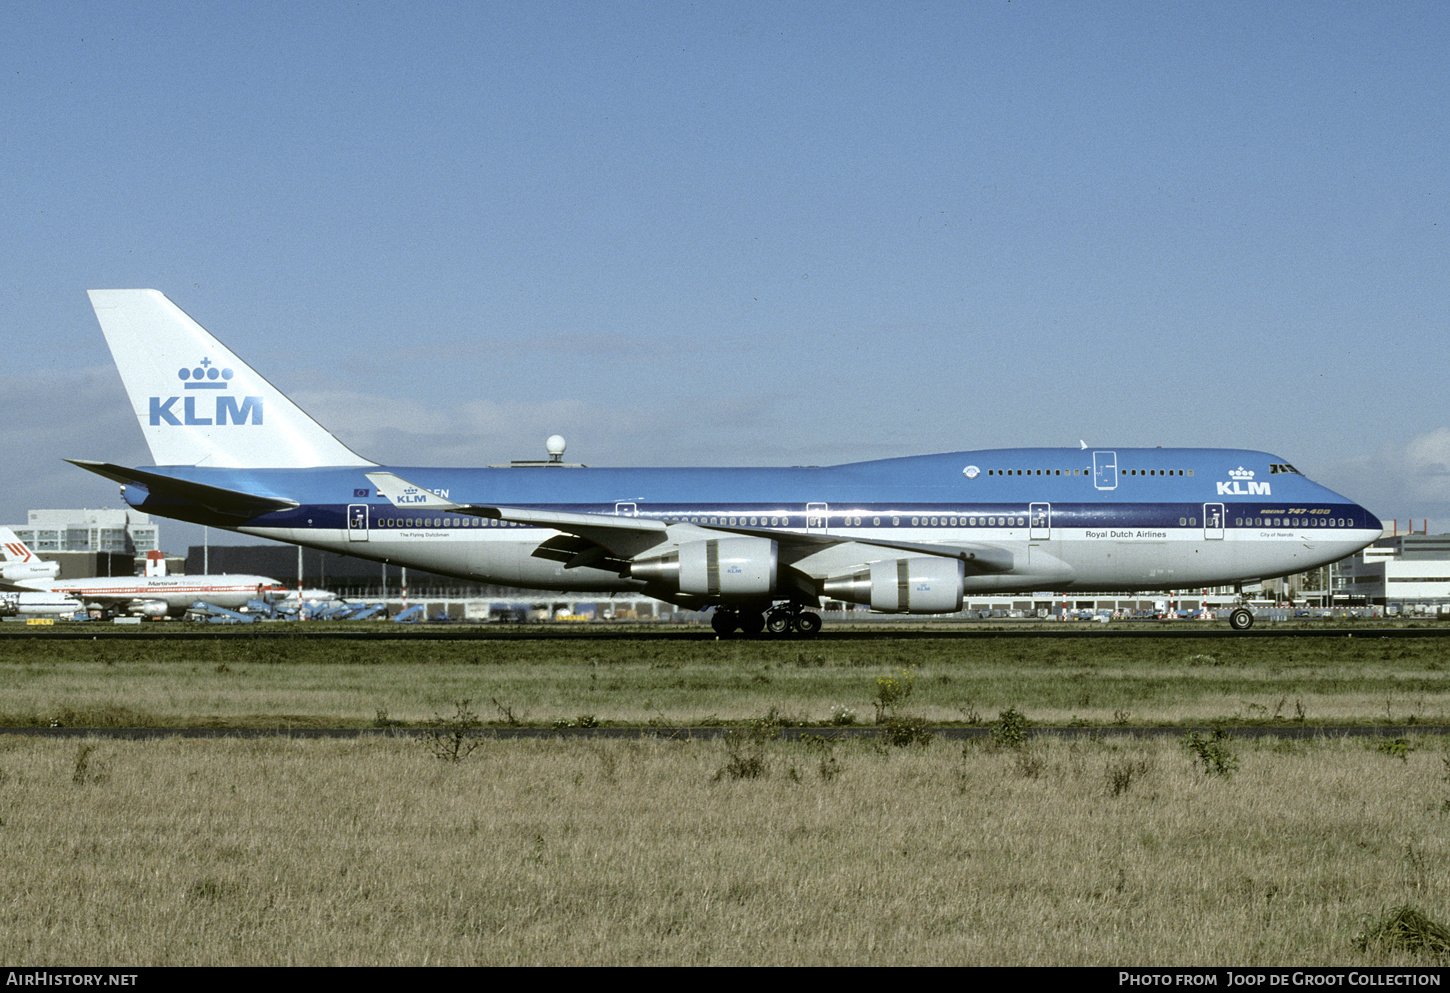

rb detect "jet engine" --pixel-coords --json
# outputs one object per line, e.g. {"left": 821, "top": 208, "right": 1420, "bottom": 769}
{"left": 629, "top": 537, "right": 778, "bottom": 597}
{"left": 1, "top": 561, "right": 61, "bottom": 582}
{"left": 131, "top": 600, "right": 171, "bottom": 619}
{"left": 823, "top": 557, "right": 965, "bottom": 614}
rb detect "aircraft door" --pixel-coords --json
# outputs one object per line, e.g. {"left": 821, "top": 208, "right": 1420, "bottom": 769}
{"left": 615, "top": 503, "right": 637, "bottom": 517}
{"left": 806, "top": 502, "right": 829, "bottom": 534}
{"left": 1204, "top": 503, "right": 1224, "bottom": 540}
{"left": 1030, "top": 503, "right": 1050, "bottom": 540}
{"left": 348, "top": 504, "right": 369, "bottom": 542}
{"left": 1093, "top": 451, "right": 1118, "bottom": 490}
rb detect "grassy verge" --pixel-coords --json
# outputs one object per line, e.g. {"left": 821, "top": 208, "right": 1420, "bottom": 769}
{"left": 1, "top": 632, "right": 1447, "bottom": 729}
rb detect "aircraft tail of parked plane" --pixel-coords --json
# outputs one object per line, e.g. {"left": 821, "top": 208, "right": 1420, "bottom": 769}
{"left": 71, "top": 289, "right": 1385, "bottom": 634}
{"left": 0, "top": 527, "right": 61, "bottom": 582}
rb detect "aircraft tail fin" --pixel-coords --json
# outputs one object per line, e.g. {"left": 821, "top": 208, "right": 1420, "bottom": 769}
{"left": 87, "top": 289, "right": 373, "bottom": 469}
{"left": 0, "top": 527, "right": 61, "bottom": 581}
{"left": 0, "top": 527, "right": 37, "bottom": 564}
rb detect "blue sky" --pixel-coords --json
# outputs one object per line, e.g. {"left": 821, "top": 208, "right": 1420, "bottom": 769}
{"left": 2, "top": 1, "right": 1447, "bottom": 551}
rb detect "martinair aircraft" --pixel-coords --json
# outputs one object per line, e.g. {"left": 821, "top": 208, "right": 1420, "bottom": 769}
{"left": 72, "top": 289, "right": 1383, "bottom": 635}
{"left": 6, "top": 574, "right": 285, "bottom": 619}
{"left": 0, "top": 529, "right": 284, "bottom": 620}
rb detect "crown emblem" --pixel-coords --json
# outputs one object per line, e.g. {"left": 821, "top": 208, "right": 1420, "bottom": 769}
{"left": 1228, "top": 467, "right": 1254, "bottom": 480}
{"left": 177, "top": 358, "right": 234, "bottom": 389}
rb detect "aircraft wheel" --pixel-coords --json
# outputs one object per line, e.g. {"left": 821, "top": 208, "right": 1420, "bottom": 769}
{"left": 793, "top": 611, "right": 823, "bottom": 637}
{"left": 738, "top": 611, "right": 765, "bottom": 637}
{"left": 764, "top": 610, "right": 793, "bottom": 636}
{"left": 1228, "top": 608, "right": 1254, "bottom": 632}
{"left": 711, "top": 609, "right": 739, "bottom": 636}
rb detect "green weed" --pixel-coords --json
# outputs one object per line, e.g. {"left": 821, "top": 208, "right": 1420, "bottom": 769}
{"left": 1104, "top": 755, "right": 1154, "bottom": 796}
{"left": 423, "top": 700, "right": 483, "bottom": 762}
{"left": 1182, "top": 727, "right": 1239, "bottom": 778}
{"left": 1376, "top": 737, "right": 1415, "bottom": 762}
{"left": 873, "top": 664, "right": 918, "bottom": 722}
{"left": 880, "top": 714, "right": 933, "bottom": 747}
{"left": 988, "top": 707, "right": 1029, "bottom": 749}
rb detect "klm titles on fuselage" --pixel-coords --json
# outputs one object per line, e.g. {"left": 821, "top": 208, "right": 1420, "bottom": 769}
{"left": 1217, "top": 467, "right": 1269, "bottom": 496}
{"left": 393, "top": 487, "right": 449, "bottom": 505}
{"left": 149, "top": 360, "right": 262, "bottom": 426}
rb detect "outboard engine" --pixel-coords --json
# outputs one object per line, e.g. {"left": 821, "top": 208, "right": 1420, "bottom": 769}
{"left": 824, "top": 557, "right": 965, "bottom": 614}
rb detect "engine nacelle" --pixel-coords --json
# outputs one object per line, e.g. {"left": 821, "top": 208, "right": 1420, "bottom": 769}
{"left": 1, "top": 562, "right": 60, "bottom": 582}
{"left": 823, "top": 557, "right": 965, "bottom": 614}
{"left": 629, "top": 537, "right": 778, "bottom": 597}
{"left": 132, "top": 600, "right": 171, "bottom": 619}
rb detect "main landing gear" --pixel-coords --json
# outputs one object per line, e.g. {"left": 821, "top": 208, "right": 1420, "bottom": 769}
{"left": 711, "top": 603, "right": 822, "bottom": 638}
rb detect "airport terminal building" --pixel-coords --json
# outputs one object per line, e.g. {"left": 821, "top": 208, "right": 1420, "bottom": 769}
{"left": 4, "top": 508, "right": 159, "bottom": 580}
{"left": 1334, "top": 533, "right": 1450, "bottom": 610}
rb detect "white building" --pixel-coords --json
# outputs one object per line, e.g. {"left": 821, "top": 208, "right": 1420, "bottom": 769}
{"left": 8, "top": 509, "right": 160, "bottom": 555}
{"left": 1335, "top": 534, "right": 1450, "bottom": 605}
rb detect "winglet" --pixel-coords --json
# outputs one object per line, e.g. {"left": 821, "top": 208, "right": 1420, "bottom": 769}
{"left": 366, "top": 472, "right": 461, "bottom": 510}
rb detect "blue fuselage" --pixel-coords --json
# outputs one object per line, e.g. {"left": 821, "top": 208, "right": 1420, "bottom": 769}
{"left": 117, "top": 447, "right": 1382, "bottom": 600}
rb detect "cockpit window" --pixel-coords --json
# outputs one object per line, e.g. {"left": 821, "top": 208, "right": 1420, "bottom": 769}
{"left": 1269, "top": 463, "right": 1301, "bottom": 475}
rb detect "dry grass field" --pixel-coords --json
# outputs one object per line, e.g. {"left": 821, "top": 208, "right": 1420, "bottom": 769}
{"left": 0, "top": 732, "right": 1447, "bottom": 966}
{"left": 2, "top": 629, "right": 1449, "bottom": 965}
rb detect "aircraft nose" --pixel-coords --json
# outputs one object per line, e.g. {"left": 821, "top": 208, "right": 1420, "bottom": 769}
{"left": 1357, "top": 504, "right": 1385, "bottom": 540}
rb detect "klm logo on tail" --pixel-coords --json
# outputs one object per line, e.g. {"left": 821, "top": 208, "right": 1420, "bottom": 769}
{"left": 149, "top": 358, "right": 263, "bottom": 426}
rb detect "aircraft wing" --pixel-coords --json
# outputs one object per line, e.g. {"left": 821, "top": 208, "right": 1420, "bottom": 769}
{"left": 67, "top": 460, "right": 299, "bottom": 518}
{"left": 693, "top": 519, "right": 1015, "bottom": 574}
{"left": 367, "top": 472, "right": 1016, "bottom": 573}
{"left": 366, "top": 472, "right": 671, "bottom": 559}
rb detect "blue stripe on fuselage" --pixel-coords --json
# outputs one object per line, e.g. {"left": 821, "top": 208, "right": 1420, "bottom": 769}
{"left": 116, "top": 448, "right": 1381, "bottom": 534}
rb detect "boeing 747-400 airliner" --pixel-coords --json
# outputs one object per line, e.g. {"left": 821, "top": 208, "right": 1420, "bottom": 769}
{"left": 70, "top": 289, "right": 1384, "bottom": 634}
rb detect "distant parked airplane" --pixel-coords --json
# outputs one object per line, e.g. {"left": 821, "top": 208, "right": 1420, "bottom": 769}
{"left": 0, "top": 527, "right": 283, "bottom": 618}
{"left": 0, "top": 589, "right": 82, "bottom": 618}
{"left": 70, "top": 289, "right": 1384, "bottom": 633}
{"left": 8, "top": 572, "right": 286, "bottom": 619}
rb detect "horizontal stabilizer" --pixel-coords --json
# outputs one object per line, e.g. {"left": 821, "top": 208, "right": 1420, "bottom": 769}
{"left": 67, "top": 460, "right": 299, "bottom": 517}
